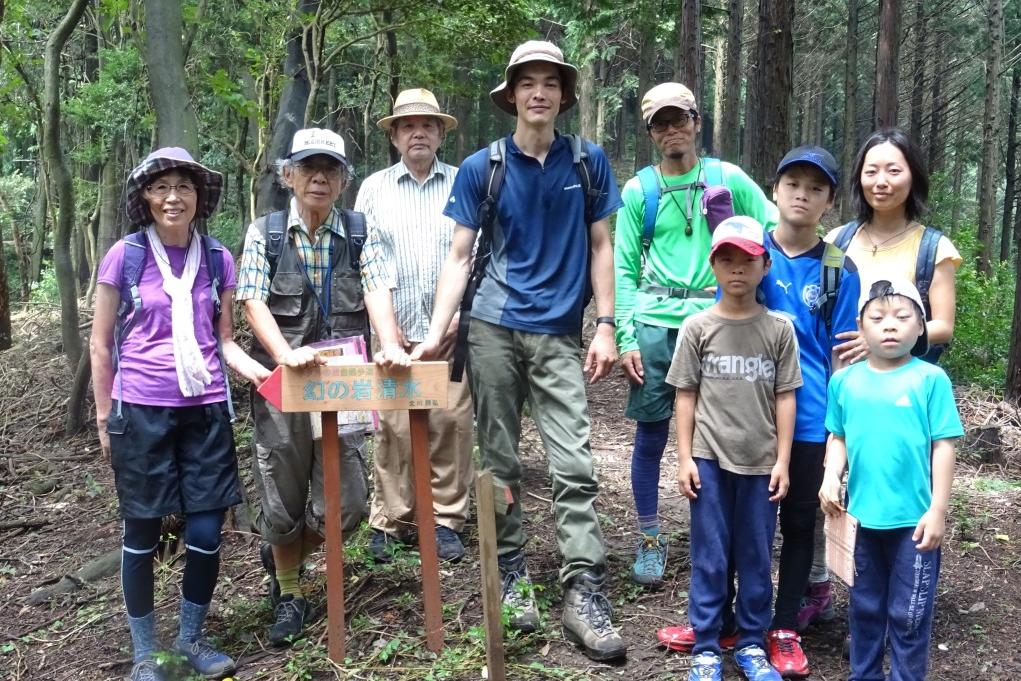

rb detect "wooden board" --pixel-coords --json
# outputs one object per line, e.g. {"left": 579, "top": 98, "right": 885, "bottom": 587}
{"left": 411, "top": 410, "right": 444, "bottom": 652}
{"left": 321, "top": 411, "right": 347, "bottom": 662}
{"left": 258, "top": 361, "right": 449, "bottom": 412}
{"left": 475, "top": 470, "right": 506, "bottom": 680}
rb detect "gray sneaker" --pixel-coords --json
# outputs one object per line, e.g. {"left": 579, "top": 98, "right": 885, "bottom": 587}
{"left": 562, "top": 570, "right": 628, "bottom": 661}
{"left": 498, "top": 551, "right": 540, "bottom": 632}
{"left": 126, "top": 658, "right": 165, "bottom": 681}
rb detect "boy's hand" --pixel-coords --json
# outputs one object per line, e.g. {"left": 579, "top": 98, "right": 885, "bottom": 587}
{"left": 768, "top": 462, "right": 789, "bottom": 502}
{"left": 912, "top": 509, "right": 946, "bottom": 551}
{"left": 818, "top": 474, "right": 845, "bottom": 516}
{"left": 677, "top": 458, "right": 701, "bottom": 499}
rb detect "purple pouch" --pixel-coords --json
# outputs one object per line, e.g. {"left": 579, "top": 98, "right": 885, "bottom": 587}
{"left": 701, "top": 185, "right": 735, "bottom": 233}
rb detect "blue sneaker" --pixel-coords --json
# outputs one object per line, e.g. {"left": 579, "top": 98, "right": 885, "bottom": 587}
{"left": 174, "top": 636, "right": 236, "bottom": 678}
{"left": 688, "top": 651, "right": 723, "bottom": 681}
{"left": 631, "top": 533, "right": 668, "bottom": 586}
{"left": 734, "top": 644, "right": 782, "bottom": 681}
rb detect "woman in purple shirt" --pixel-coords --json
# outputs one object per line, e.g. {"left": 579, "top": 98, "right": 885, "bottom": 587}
{"left": 90, "top": 148, "right": 268, "bottom": 681}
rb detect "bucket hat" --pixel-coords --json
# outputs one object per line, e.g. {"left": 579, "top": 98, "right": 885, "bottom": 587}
{"left": 489, "top": 40, "right": 578, "bottom": 116}
{"left": 377, "top": 88, "right": 458, "bottom": 131}
{"left": 641, "top": 82, "right": 697, "bottom": 125}
{"left": 125, "top": 147, "right": 222, "bottom": 228}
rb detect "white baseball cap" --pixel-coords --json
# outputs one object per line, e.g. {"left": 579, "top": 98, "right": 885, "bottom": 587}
{"left": 710, "top": 216, "right": 766, "bottom": 257}
{"left": 857, "top": 276, "right": 930, "bottom": 357}
{"left": 289, "top": 128, "right": 349, "bottom": 166}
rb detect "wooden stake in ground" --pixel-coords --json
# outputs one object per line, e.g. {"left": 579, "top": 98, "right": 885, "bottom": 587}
{"left": 258, "top": 360, "right": 449, "bottom": 662}
{"left": 475, "top": 470, "right": 506, "bottom": 681}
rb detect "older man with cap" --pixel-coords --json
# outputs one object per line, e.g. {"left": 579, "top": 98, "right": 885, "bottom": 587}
{"left": 615, "top": 82, "right": 777, "bottom": 590}
{"left": 354, "top": 88, "right": 474, "bottom": 563}
{"left": 411, "top": 41, "right": 626, "bottom": 661}
{"left": 236, "top": 128, "right": 370, "bottom": 645}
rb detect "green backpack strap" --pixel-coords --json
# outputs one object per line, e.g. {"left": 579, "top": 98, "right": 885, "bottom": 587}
{"left": 813, "top": 241, "right": 846, "bottom": 337}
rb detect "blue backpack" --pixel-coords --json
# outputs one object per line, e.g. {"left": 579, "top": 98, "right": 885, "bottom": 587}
{"left": 113, "top": 231, "right": 234, "bottom": 420}
{"left": 635, "top": 157, "right": 726, "bottom": 252}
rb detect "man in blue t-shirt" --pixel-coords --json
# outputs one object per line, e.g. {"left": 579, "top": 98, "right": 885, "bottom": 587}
{"left": 411, "top": 40, "right": 625, "bottom": 661}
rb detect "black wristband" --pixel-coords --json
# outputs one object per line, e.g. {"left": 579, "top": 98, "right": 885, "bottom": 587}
{"left": 595, "top": 316, "right": 616, "bottom": 327}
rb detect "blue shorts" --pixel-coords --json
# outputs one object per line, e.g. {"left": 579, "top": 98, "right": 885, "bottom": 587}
{"left": 108, "top": 401, "right": 240, "bottom": 519}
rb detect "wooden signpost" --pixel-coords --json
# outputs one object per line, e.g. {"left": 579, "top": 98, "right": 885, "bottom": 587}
{"left": 258, "top": 359, "right": 450, "bottom": 662}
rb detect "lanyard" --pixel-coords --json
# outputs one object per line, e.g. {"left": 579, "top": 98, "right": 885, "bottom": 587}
{"left": 294, "top": 229, "right": 334, "bottom": 335}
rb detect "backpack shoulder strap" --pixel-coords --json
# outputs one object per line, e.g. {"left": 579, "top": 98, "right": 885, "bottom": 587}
{"left": 199, "top": 232, "right": 236, "bottom": 421}
{"left": 256, "top": 210, "right": 288, "bottom": 280}
{"left": 914, "top": 226, "right": 943, "bottom": 314}
{"left": 476, "top": 138, "right": 506, "bottom": 235}
{"left": 814, "top": 241, "right": 847, "bottom": 335}
{"left": 636, "top": 165, "right": 660, "bottom": 250}
{"left": 833, "top": 220, "right": 859, "bottom": 251}
{"left": 566, "top": 134, "right": 599, "bottom": 225}
{"left": 119, "top": 232, "right": 148, "bottom": 322}
{"left": 341, "top": 209, "right": 367, "bottom": 269}
{"left": 702, "top": 157, "right": 724, "bottom": 187}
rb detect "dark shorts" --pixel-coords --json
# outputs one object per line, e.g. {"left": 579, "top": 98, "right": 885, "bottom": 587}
{"left": 625, "top": 322, "right": 680, "bottom": 422}
{"left": 784, "top": 440, "right": 826, "bottom": 507}
{"left": 108, "top": 401, "right": 240, "bottom": 519}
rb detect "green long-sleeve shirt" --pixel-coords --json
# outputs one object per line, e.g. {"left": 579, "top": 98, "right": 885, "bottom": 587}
{"left": 614, "top": 160, "right": 778, "bottom": 353}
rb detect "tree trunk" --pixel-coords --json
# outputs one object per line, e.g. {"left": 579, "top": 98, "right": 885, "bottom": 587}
{"left": 635, "top": 32, "right": 655, "bottom": 172}
{"left": 677, "top": 0, "right": 702, "bottom": 104}
{"left": 143, "top": 0, "right": 199, "bottom": 151}
{"left": 43, "top": 0, "right": 89, "bottom": 369}
{"left": 29, "top": 155, "right": 48, "bottom": 285}
{"left": 741, "top": 1, "right": 759, "bottom": 169}
{"left": 0, "top": 211, "right": 11, "bottom": 350}
{"left": 950, "top": 122, "right": 966, "bottom": 235}
{"left": 908, "top": 0, "right": 926, "bottom": 142}
{"left": 720, "top": 0, "right": 743, "bottom": 161}
{"left": 1001, "top": 70, "right": 1019, "bottom": 263}
{"left": 10, "top": 198, "right": 31, "bottom": 300}
{"left": 254, "top": 0, "right": 319, "bottom": 217}
{"left": 595, "top": 58, "right": 606, "bottom": 148}
{"left": 874, "top": 0, "right": 902, "bottom": 128}
{"left": 579, "top": 55, "right": 598, "bottom": 142}
{"left": 927, "top": 58, "right": 945, "bottom": 173}
{"left": 841, "top": 0, "right": 860, "bottom": 220}
{"left": 1006, "top": 215, "right": 1021, "bottom": 401}
{"left": 976, "top": 0, "right": 1003, "bottom": 275}
{"left": 384, "top": 15, "right": 400, "bottom": 165}
{"left": 711, "top": 36, "right": 725, "bottom": 156}
{"left": 749, "top": 0, "right": 793, "bottom": 186}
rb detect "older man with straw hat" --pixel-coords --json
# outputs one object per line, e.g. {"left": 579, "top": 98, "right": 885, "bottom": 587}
{"left": 355, "top": 88, "right": 474, "bottom": 564}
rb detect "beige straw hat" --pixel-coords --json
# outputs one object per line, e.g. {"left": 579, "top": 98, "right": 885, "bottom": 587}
{"left": 489, "top": 40, "right": 578, "bottom": 116}
{"left": 377, "top": 88, "right": 458, "bottom": 132}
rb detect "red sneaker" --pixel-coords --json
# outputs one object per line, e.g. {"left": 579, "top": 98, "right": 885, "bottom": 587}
{"left": 657, "top": 625, "right": 739, "bottom": 652}
{"left": 767, "top": 629, "right": 810, "bottom": 678}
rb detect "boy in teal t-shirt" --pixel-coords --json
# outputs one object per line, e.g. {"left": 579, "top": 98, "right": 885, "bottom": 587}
{"left": 821, "top": 277, "right": 962, "bottom": 681}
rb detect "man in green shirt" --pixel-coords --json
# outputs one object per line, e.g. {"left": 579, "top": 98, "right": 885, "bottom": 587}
{"left": 615, "top": 82, "right": 777, "bottom": 587}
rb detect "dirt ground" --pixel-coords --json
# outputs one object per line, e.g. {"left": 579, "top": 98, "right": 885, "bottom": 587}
{"left": 2, "top": 312, "right": 1021, "bottom": 680}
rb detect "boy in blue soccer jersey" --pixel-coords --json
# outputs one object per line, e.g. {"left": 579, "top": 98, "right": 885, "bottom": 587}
{"left": 820, "top": 277, "right": 962, "bottom": 681}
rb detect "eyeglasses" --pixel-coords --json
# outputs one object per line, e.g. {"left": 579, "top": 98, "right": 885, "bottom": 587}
{"left": 147, "top": 181, "right": 196, "bottom": 197}
{"left": 648, "top": 111, "right": 696, "bottom": 133}
{"left": 295, "top": 161, "right": 345, "bottom": 180}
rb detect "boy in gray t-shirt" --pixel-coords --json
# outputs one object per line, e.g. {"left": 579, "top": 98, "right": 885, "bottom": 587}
{"left": 664, "top": 216, "right": 802, "bottom": 681}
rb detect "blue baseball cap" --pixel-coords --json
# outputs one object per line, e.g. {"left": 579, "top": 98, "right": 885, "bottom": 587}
{"left": 776, "top": 145, "right": 839, "bottom": 188}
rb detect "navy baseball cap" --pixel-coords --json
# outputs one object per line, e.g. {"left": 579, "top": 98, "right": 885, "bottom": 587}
{"left": 776, "top": 145, "right": 839, "bottom": 188}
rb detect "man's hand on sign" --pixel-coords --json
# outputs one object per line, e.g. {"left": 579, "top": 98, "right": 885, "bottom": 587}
{"left": 374, "top": 342, "right": 412, "bottom": 368}
{"left": 620, "top": 350, "right": 645, "bottom": 385}
{"left": 409, "top": 337, "right": 439, "bottom": 361}
{"left": 584, "top": 326, "right": 618, "bottom": 384}
{"left": 281, "top": 346, "right": 325, "bottom": 369}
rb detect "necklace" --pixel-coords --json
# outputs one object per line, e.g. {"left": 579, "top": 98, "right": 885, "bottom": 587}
{"left": 863, "top": 220, "right": 914, "bottom": 255}
{"left": 657, "top": 160, "right": 702, "bottom": 236}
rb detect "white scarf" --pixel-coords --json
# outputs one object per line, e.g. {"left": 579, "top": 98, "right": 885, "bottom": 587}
{"left": 146, "top": 225, "right": 213, "bottom": 397}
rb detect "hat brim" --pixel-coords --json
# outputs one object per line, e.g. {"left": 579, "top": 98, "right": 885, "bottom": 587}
{"left": 643, "top": 102, "right": 696, "bottom": 125}
{"left": 776, "top": 158, "right": 839, "bottom": 188}
{"left": 490, "top": 57, "right": 579, "bottom": 116}
{"left": 377, "top": 112, "right": 458, "bottom": 132}
{"left": 290, "top": 148, "right": 351, "bottom": 167}
{"left": 125, "top": 157, "right": 223, "bottom": 228}
{"left": 710, "top": 238, "right": 766, "bottom": 257}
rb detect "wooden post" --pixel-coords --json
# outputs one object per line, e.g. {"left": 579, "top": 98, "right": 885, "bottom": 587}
{"left": 474, "top": 470, "right": 506, "bottom": 681}
{"left": 320, "top": 410, "right": 346, "bottom": 663}
{"left": 410, "top": 410, "right": 444, "bottom": 652}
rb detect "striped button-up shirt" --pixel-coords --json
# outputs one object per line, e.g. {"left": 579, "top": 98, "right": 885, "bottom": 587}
{"left": 356, "top": 159, "right": 458, "bottom": 343}
{"left": 235, "top": 197, "right": 347, "bottom": 303}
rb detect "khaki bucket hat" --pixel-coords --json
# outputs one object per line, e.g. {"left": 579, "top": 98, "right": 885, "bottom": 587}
{"left": 641, "top": 82, "right": 698, "bottom": 125}
{"left": 489, "top": 40, "right": 578, "bottom": 116}
{"left": 377, "top": 88, "right": 458, "bottom": 132}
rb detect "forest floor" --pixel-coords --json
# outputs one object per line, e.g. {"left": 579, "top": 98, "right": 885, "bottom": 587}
{"left": 2, "top": 310, "right": 1021, "bottom": 680}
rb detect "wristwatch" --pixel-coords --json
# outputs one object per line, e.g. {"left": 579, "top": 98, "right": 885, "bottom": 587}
{"left": 595, "top": 316, "right": 616, "bottom": 328}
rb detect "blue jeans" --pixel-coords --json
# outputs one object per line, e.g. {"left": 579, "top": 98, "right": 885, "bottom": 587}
{"left": 689, "top": 458, "right": 778, "bottom": 654}
{"left": 849, "top": 526, "right": 940, "bottom": 681}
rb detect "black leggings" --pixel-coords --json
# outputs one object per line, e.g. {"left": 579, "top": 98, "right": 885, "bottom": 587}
{"left": 121, "top": 510, "right": 225, "bottom": 617}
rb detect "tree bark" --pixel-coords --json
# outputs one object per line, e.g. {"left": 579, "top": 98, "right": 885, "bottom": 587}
{"left": 43, "top": 0, "right": 89, "bottom": 369}
{"left": 841, "top": 0, "right": 860, "bottom": 220}
{"left": 634, "top": 31, "right": 655, "bottom": 172}
{"left": 143, "top": 0, "right": 199, "bottom": 151}
{"left": 579, "top": 55, "right": 598, "bottom": 142}
{"left": 1007, "top": 215, "right": 1021, "bottom": 401}
{"left": 874, "top": 0, "right": 902, "bottom": 128}
{"left": 1001, "top": 69, "right": 1020, "bottom": 263}
{"left": 741, "top": 1, "right": 759, "bottom": 169}
{"left": 677, "top": 0, "right": 702, "bottom": 104}
{"left": 29, "top": 152, "right": 48, "bottom": 285}
{"left": 950, "top": 122, "right": 966, "bottom": 235}
{"left": 0, "top": 209, "right": 11, "bottom": 350}
{"left": 976, "top": 0, "right": 1003, "bottom": 275}
{"left": 927, "top": 59, "right": 945, "bottom": 173}
{"left": 720, "top": 0, "right": 743, "bottom": 161}
{"left": 384, "top": 14, "right": 400, "bottom": 165}
{"left": 748, "top": 0, "right": 793, "bottom": 186}
{"left": 908, "top": 0, "right": 926, "bottom": 142}
{"left": 255, "top": 0, "right": 319, "bottom": 216}
{"left": 711, "top": 36, "right": 725, "bottom": 156}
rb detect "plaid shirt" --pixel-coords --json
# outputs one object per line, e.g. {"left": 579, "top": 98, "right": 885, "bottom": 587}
{"left": 235, "top": 198, "right": 347, "bottom": 303}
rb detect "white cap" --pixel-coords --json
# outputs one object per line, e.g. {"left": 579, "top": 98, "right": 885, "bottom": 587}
{"left": 289, "top": 128, "right": 349, "bottom": 166}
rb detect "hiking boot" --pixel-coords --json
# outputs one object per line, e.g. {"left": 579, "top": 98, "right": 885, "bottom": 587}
{"left": 267, "top": 595, "right": 310, "bottom": 646}
{"left": 657, "top": 624, "right": 739, "bottom": 653}
{"left": 434, "top": 525, "right": 466, "bottom": 563}
{"left": 260, "top": 542, "right": 280, "bottom": 606}
{"left": 631, "top": 533, "right": 668, "bottom": 586}
{"left": 795, "top": 580, "right": 835, "bottom": 631}
{"left": 369, "top": 529, "right": 405, "bottom": 563}
{"left": 734, "top": 644, "right": 783, "bottom": 681}
{"left": 174, "top": 636, "right": 236, "bottom": 678}
{"left": 688, "top": 651, "right": 723, "bottom": 681}
{"left": 126, "top": 658, "right": 165, "bottom": 681}
{"left": 767, "top": 629, "right": 810, "bottom": 678}
{"left": 562, "top": 570, "right": 628, "bottom": 661}
{"left": 498, "top": 551, "right": 540, "bottom": 632}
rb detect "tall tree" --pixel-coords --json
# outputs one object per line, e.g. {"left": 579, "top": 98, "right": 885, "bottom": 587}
{"left": 44, "top": 0, "right": 90, "bottom": 368}
{"left": 1002, "top": 69, "right": 1020, "bottom": 263}
{"left": 841, "top": 0, "right": 860, "bottom": 220}
{"left": 874, "top": 0, "right": 902, "bottom": 128}
{"left": 908, "top": 0, "right": 926, "bottom": 141}
{"left": 143, "top": 0, "right": 200, "bottom": 151}
{"left": 634, "top": 28, "right": 655, "bottom": 171}
{"left": 748, "top": 0, "right": 794, "bottom": 185}
{"left": 719, "top": 0, "right": 743, "bottom": 161}
{"left": 0, "top": 200, "right": 10, "bottom": 351}
{"left": 976, "top": 0, "right": 1003, "bottom": 275}
{"left": 676, "top": 0, "right": 702, "bottom": 103}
